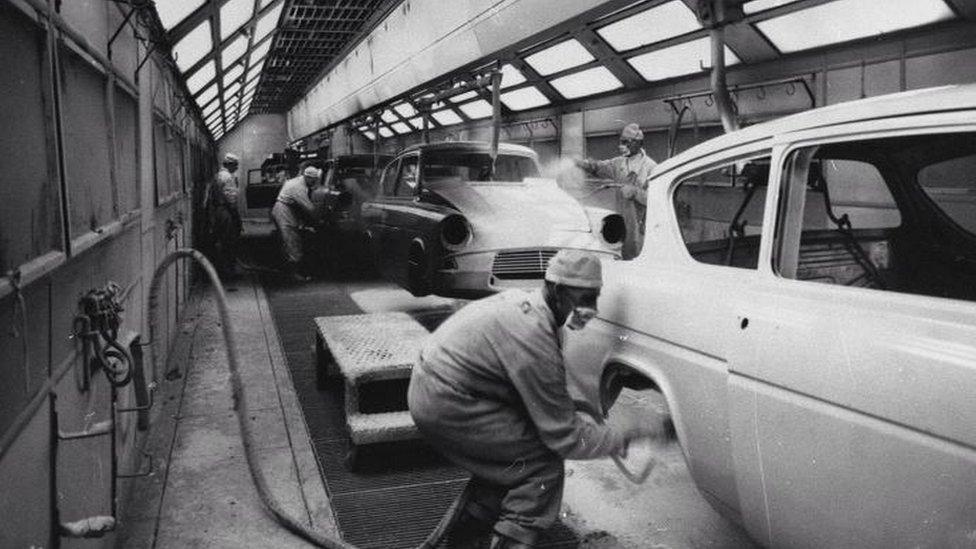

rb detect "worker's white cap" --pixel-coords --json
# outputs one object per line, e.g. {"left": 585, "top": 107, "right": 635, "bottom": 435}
{"left": 303, "top": 166, "right": 322, "bottom": 178}
{"left": 224, "top": 153, "right": 240, "bottom": 163}
{"left": 545, "top": 250, "right": 602, "bottom": 289}
{"left": 620, "top": 123, "right": 643, "bottom": 141}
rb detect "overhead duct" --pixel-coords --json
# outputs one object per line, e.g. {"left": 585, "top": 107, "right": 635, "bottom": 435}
{"left": 287, "top": 0, "right": 620, "bottom": 140}
{"left": 700, "top": 0, "right": 741, "bottom": 133}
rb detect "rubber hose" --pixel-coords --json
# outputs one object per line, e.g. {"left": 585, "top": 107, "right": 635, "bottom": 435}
{"left": 148, "top": 249, "right": 468, "bottom": 548}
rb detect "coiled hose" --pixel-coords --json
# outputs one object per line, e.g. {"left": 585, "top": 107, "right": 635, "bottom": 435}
{"left": 148, "top": 249, "right": 468, "bottom": 548}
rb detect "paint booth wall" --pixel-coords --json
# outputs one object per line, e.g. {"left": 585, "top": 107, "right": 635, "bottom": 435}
{"left": 0, "top": 3, "right": 213, "bottom": 547}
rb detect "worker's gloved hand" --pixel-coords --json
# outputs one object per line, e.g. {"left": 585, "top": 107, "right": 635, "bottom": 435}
{"left": 614, "top": 416, "right": 668, "bottom": 459}
{"left": 573, "top": 157, "right": 588, "bottom": 170}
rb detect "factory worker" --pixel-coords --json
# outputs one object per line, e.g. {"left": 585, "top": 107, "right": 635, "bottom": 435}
{"left": 408, "top": 250, "right": 659, "bottom": 549}
{"left": 575, "top": 123, "right": 657, "bottom": 259}
{"left": 204, "top": 153, "right": 243, "bottom": 276}
{"left": 271, "top": 166, "right": 323, "bottom": 281}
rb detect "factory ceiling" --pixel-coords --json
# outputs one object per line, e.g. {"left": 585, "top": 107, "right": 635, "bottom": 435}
{"left": 151, "top": 0, "right": 972, "bottom": 142}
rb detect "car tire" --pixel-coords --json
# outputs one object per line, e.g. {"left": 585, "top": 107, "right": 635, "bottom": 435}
{"left": 407, "top": 243, "right": 432, "bottom": 297}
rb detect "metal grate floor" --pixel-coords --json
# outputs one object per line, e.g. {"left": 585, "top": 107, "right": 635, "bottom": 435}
{"left": 261, "top": 275, "right": 579, "bottom": 548}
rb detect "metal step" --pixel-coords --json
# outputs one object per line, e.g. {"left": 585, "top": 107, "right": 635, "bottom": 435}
{"left": 347, "top": 410, "right": 419, "bottom": 445}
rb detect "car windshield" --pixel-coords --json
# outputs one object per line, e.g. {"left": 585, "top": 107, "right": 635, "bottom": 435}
{"left": 422, "top": 151, "right": 540, "bottom": 184}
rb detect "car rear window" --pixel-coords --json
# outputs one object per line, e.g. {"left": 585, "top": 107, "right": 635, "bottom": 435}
{"left": 423, "top": 151, "right": 540, "bottom": 183}
{"left": 918, "top": 152, "right": 976, "bottom": 235}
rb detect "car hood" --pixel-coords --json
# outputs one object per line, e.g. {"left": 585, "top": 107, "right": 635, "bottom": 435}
{"left": 431, "top": 177, "right": 590, "bottom": 233}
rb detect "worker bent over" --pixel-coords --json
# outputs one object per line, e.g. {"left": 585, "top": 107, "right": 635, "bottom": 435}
{"left": 271, "top": 166, "right": 323, "bottom": 281}
{"left": 408, "top": 250, "right": 656, "bottom": 548}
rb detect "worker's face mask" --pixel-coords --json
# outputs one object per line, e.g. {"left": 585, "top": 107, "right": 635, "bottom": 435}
{"left": 566, "top": 306, "right": 598, "bottom": 330}
{"left": 618, "top": 139, "right": 640, "bottom": 157}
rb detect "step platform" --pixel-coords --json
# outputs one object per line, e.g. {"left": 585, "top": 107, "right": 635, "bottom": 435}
{"left": 314, "top": 312, "right": 429, "bottom": 453}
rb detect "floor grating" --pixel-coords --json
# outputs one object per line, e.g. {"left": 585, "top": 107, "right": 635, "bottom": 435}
{"left": 261, "top": 275, "right": 579, "bottom": 548}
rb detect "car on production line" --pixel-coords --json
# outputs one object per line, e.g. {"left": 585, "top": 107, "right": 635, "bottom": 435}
{"left": 562, "top": 84, "right": 976, "bottom": 548}
{"left": 361, "top": 141, "right": 626, "bottom": 297}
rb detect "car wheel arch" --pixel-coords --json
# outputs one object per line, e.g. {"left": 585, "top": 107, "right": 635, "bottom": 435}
{"left": 599, "top": 358, "right": 686, "bottom": 451}
{"left": 407, "top": 237, "right": 432, "bottom": 296}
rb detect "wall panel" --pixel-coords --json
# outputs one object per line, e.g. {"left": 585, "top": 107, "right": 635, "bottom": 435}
{"left": 115, "top": 88, "right": 140, "bottom": 214}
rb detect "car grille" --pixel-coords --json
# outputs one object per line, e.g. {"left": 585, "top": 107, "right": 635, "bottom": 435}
{"left": 492, "top": 249, "right": 559, "bottom": 279}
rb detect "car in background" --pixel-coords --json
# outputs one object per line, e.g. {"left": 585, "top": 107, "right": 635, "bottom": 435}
{"left": 362, "top": 141, "right": 626, "bottom": 297}
{"left": 563, "top": 84, "right": 976, "bottom": 548}
{"left": 315, "top": 154, "right": 392, "bottom": 268}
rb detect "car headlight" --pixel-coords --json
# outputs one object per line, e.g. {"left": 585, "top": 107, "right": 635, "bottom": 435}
{"left": 601, "top": 214, "right": 626, "bottom": 245}
{"left": 440, "top": 214, "right": 471, "bottom": 250}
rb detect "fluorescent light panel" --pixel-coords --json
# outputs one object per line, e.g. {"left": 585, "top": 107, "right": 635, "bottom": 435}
{"left": 155, "top": 0, "right": 206, "bottom": 31}
{"left": 597, "top": 1, "right": 701, "bottom": 52}
{"left": 549, "top": 66, "right": 623, "bottom": 99}
{"left": 500, "top": 64, "right": 526, "bottom": 89}
{"left": 254, "top": 3, "right": 282, "bottom": 42}
{"left": 195, "top": 82, "right": 218, "bottom": 105}
{"left": 220, "top": 0, "right": 254, "bottom": 40}
{"left": 381, "top": 110, "right": 398, "bottom": 123}
{"left": 449, "top": 91, "right": 478, "bottom": 103}
{"left": 250, "top": 40, "right": 272, "bottom": 66}
{"left": 431, "top": 109, "right": 463, "bottom": 126}
{"left": 378, "top": 127, "right": 394, "bottom": 138}
{"left": 222, "top": 34, "right": 249, "bottom": 69}
{"left": 500, "top": 86, "right": 550, "bottom": 111}
{"left": 458, "top": 99, "right": 494, "bottom": 119}
{"left": 743, "top": 0, "right": 801, "bottom": 14}
{"left": 524, "top": 39, "right": 594, "bottom": 76}
{"left": 391, "top": 122, "right": 411, "bottom": 134}
{"left": 173, "top": 20, "right": 212, "bottom": 72}
{"left": 627, "top": 37, "right": 739, "bottom": 81}
{"left": 186, "top": 61, "right": 215, "bottom": 94}
{"left": 755, "top": 0, "right": 955, "bottom": 54}
{"left": 223, "top": 64, "right": 244, "bottom": 87}
{"left": 394, "top": 103, "right": 417, "bottom": 118}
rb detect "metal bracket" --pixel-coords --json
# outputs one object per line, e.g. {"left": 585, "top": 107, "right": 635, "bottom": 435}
{"left": 107, "top": 5, "right": 137, "bottom": 59}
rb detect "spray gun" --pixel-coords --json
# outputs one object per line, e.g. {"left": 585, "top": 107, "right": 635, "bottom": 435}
{"left": 73, "top": 282, "right": 134, "bottom": 389}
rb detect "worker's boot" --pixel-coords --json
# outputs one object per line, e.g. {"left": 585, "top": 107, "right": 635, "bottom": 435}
{"left": 488, "top": 533, "right": 533, "bottom": 549}
{"left": 445, "top": 510, "right": 493, "bottom": 549}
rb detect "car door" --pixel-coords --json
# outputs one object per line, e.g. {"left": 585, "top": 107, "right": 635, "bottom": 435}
{"left": 384, "top": 154, "right": 422, "bottom": 286}
{"left": 730, "top": 115, "right": 976, "bottom": 548}
{"left": 361, "top": 157, "right": 398, "bottom": 272}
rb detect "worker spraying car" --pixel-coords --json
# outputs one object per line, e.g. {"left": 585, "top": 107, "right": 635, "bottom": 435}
{"left": 408, "top": 250, "right": 662, "bottom": 548}
{"left": 271, "top": 166, "right": 324, "bottom": 282}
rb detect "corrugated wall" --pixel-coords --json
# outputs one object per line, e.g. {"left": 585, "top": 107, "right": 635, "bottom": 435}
{"left": 0, "top": 1, "right": 212, "bottom": 547}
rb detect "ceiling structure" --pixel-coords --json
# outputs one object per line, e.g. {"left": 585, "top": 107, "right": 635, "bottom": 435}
{"left": 152, "top": 0, "right": 972, "bottom": 143}
{"left": 154, "top": 0, "right": 399, "bottom": 140}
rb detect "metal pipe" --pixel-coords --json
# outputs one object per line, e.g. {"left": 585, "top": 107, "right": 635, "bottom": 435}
{"left": 490, "top": 70, "right": 502, "bottom": 164}
{"left": 708, "top": 2, "right": 739, "bottom": 134}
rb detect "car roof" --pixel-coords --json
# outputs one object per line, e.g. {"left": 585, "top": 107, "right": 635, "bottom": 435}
{"left": 398, "top": 140, "right": 537, "bottom": 157}
{"left": 328, "top": 154, "right": 393, "bottom": 166}
{"left": 654, "top": 84, "right": 976, "bottom": 176}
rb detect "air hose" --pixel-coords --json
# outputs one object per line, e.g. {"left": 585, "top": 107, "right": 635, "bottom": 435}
{"left": 148, "top": 249, "right": 468, "bottom": 548}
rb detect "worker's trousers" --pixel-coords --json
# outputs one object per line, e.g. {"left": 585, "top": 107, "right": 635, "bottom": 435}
{"left": 409, "top": 365, "right": 565, "bottom": 546}
{"left": 271, "top": 201, "right": 304, "bottom": 265}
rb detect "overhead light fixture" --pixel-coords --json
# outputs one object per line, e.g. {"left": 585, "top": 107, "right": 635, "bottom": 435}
{"left": 500, "top": 86, "right": 550, "bottom": 111}
{"left": 154, "top": 0, "right": 206, "bottom": 31}
{"left": 394, "top": 103, "right": 417, "bottom": 118}
{"left": 549, "top": 66, "right": 623, "bottom": 99}
{"left": 222, "top": 34, "right": 249, "bottom": 69}
{"left": 524, "top": 39, "right": 594, "bottom": 76}
{"left": 431, "top": 109, "right": 463, "bottom": 126}
{"left": 458, "top": 99, "right": 494, "bottom": 120}
{"left": 173, "top": 20, "right": 212, "bottom": 72}
{"left": 254, "top": 3, "right": 283, "bottom": 43}
{"left": 597, "top": 1, "right": 701, "bottom": 52}
{"left": 186, "top": 61, "right": 215, "bottom": 94}
{"left": 627, "top": 37, "right": 739, "bottom": 81}
{"left": 220, "top": 0, "right": 254, "bottom": 40}
{"left": 500, "top": 64, "right": 526, "bottom": 89}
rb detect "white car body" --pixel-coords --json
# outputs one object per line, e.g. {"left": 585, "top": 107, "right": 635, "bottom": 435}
{"left": 565, "top": 84, "right": 976, "bottom": 548}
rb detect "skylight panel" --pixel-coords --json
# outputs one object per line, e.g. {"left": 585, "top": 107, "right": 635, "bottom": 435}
{"left": 381, "top": 110, "right": 398, "bottom": 123}
{"left": 459, "top": 99, "right": 494, "bottom": 119}
{"left": 224, "top": 82, "right": 241, "bottom": 101}
{"left": 597, "top": 1, "right": 701, "bottom": 52}
{"left": 524, "top": 39, "right": 594, "bottom": 76}
{"left": 223, "top": 64, "right": 244, "bottom": 87}
{"left": 394, "top": 103, "right": 417, "bottom": 118}
{"left": 195, "top": 82, "right": 218, "bottom": 105}
{"left": 500, "top": 64, "right": 526, "bottom": 89}
{"left": 408, "top": 117, "right": 424, "bottom": 129}
{"left": 205, "top": 108, "right": 222, "bottom": 125}
{"left": 549, "top": 66, "right": 623, "bottom": 99}
{"left": 173, "top": 20, "right": 212, "bottom": 72}
{"left": 250, "top": 40, "right": 272, "bottom": 66}
{"left": 246, "top": 59, "right": 265, "bottom": 82}
{"left": 254, "top": 3, "right": 282, "bottom": 43}
{"left": 222, "top": 35, "right": 249, "bottom": 70}
{"left": 220, "top": 0, "right": 254, "bottom": 40}
{"left": 186, "top": 61, "right": 215, "bottom": 94}
{"left": 203, "top": 100, "right": 220, "bottom": 118}
{"left": 155, "top": 0, "right": 206, "bottom": 31}
{"left": 500, "top": 86, "right": 550, "bottom": 111}
{"left": 431, "top": 109, "right": 463, "bottom": 126}
{"left": 391, "top": 122, "right": 412, "bottom": 134}
{"left": 361, "top": 130, "right": 376, "bottom": 141}
{"left": 449, "top": 91, "right": 478, "bottom": 103}
{"left": 627, "top": 37, "right": 739, "bottom": 81}
{"left": 755, "top": 0, "right": 954, "bottom": 54}
{"left": 244, "top": 79, "right": 259, "bottom": 95}
{"left": 743, "top": 0, "right": 801, "bottom": 14}
{"left": 378, "top": 127, "right": 394, "bottom": 138}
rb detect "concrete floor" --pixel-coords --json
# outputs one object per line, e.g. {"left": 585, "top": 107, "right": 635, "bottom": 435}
{"left": 115, "top": 273, "right": 755, "bottom": 548}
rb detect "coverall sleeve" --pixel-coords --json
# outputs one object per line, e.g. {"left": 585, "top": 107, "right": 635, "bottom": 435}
{"left": 500, "top": 316, "right": 624, "bottom": 460}
{"left": 579, "top": 158, "right": 618, "bottom": 181}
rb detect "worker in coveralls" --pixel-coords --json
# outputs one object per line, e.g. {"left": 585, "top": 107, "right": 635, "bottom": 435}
{"left": 408, "top": 250, "right": 657, "bottom": 548}
{"left": 271, "top": 166, "right": 323, "bottom": 281}
{"left": 576, "top": 123, "right": 657, "bottom": 259}
{"left": 204, "top": 153, "right": 243, "bottom": 276}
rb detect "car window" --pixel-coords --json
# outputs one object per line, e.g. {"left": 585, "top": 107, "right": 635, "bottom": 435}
{"left": 395, "top": 155, "right": 419, "bottom": 198}
{"left": 422, "top": 151, "right": 540, "bottom": 183}
{"left": 774, "top": 131, "right": 976, "bottom": 302}
{"left": 673, "top": 155, "right": 770, "bottom": 269}
{"left": 381, "top": 159, "right": 399, "bottom": 196}
{"left": 918, "top": 152, "right": 976, "bottom": 235}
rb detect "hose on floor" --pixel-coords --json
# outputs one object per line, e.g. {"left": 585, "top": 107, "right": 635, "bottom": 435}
{"left": 148, "top": 248, "right": 468, "bottom": 549}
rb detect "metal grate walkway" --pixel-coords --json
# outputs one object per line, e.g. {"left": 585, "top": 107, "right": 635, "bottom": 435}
{"left": 261, "top": 276, "right": 579, "bottom": 548}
